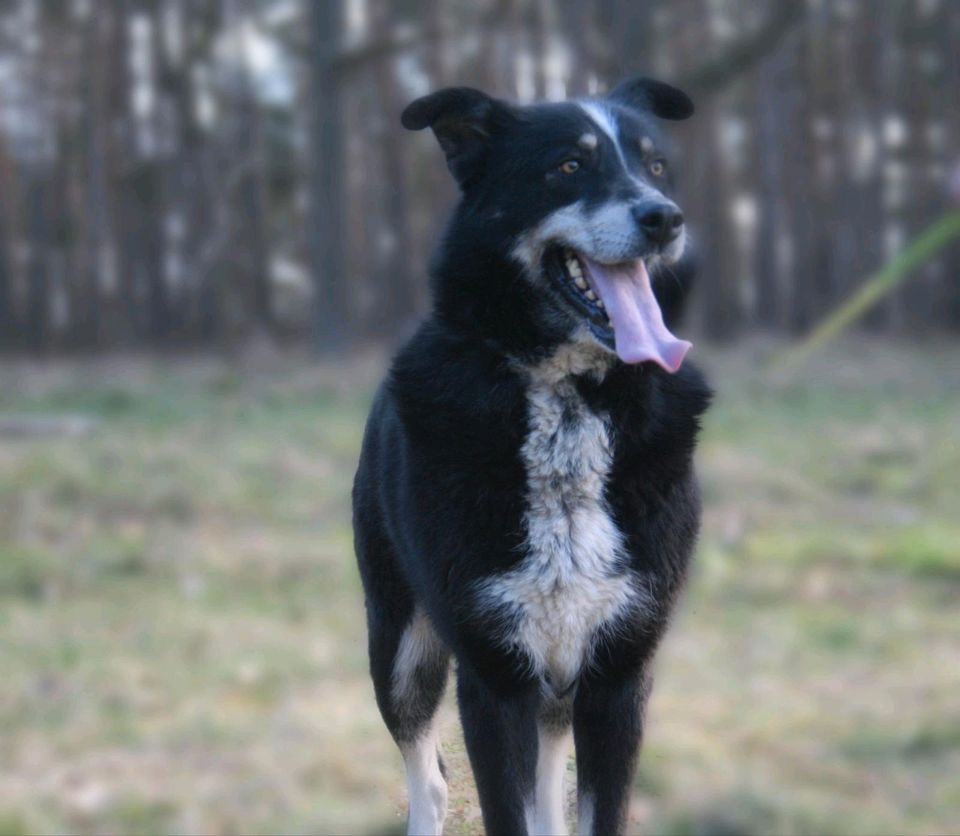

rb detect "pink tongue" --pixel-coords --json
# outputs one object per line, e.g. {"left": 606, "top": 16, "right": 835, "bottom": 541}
{"left": 581, "top": 257, "right": 691, "bottom": 372}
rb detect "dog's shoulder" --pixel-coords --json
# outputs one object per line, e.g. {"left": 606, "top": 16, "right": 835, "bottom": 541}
{"left": 578, "top": 358, "right": 712, "bottom": 455}
{"left": 385, "top": 318, "right": 529, "bottom": 447}
{"left": 649, "top": 360, "right": 713, "bottom": 441}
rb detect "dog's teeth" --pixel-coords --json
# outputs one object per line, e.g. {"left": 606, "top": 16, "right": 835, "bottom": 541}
{"left": 566, "top": 260, "right": 582, "bottom": 276}
{"left": 596, "top": 299, "right": 605, "bottom": 309}
{"left": 575, "top": 277, "right": 587, "bottom": 290}
{"left": 585, "top": 290, "right": 597, "bottom": 301}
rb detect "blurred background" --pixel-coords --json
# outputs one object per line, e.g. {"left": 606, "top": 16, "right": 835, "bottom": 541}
{"left": 0, "top": 1, "right": 958, "bottom": 834}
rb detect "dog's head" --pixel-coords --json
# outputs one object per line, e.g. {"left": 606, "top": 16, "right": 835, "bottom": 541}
{"left": 403, "top": 77, "right": 694, "bottom": 372}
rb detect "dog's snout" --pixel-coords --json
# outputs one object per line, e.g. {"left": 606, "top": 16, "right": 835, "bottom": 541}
{"left": 634, "top": 202, "right": 684, "bottom": 245}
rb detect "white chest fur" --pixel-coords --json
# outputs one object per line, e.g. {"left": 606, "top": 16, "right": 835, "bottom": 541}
{"left": 476, "top": 345, "right": 640, "bottom": 692}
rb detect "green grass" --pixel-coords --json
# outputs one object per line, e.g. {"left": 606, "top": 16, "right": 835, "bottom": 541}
{"left": 0, "top": 339, "right": 958, "bottom": 835}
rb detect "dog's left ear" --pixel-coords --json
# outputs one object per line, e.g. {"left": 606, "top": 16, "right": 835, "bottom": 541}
{"left": 608, "top": 77, "right": 694, "bottom": 121}
{"left": 401, "top": 87, "right": 515, "bottom": 189}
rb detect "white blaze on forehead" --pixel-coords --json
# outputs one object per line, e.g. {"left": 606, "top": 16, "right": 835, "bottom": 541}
{"left": 640, "top": 136, "right": 654, "bottom": 153}
{"left": 579, "top": 102, "right": 630, "bottom": 173}
{"left": 579, "top": 101, "right": 661, "bottom": 198}
{"left": 578, "top": 132, "right": 598, "bottom": 150}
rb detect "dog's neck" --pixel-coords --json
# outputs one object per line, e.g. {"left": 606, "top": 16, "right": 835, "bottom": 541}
{"left": 514, "top": 336, "right": 615, "bottom": 387}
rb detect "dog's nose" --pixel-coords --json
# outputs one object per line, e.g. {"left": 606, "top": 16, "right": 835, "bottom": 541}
{"left": 634, "top": 202, "right": 684, "bottom": 245}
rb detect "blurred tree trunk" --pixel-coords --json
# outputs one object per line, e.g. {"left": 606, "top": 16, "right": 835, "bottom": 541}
{"left": 217, "top": 0, "right": 272, "bottom": 341}
{"left": 808, "top": 3, "right": 842, "bottom": 311}
{"left": 898, "top": 0, "right": 941, "bottom": 331}
{"left": 752, "top": 49, "right": 786, "bottom": 329}
{"left": 25, "top": 173, "right": 50, "bottom": 351}
{"left": 556, "top": 0, "right": 596, "bottom": 95}
{"left": 181, "top": 0, "right": 224, "bottom": 343}
{"left": 940, "top": 0, "right": 960, "bottom": 330}
{"left": 371, "top": 0, "right": 417, "bottom": 337}
{"left": 785, "top": 13, "right": 819, "bottom": 333}
{"left": 506, "top": 0, "right": 524, "bottom": 97}
{"left": 690, "top": 7, "right": 741, "bottom": 340}
{"left": 0, "top": 136, "right": 14, "bottom": 347}
{"left": 106, "top": 0, "right": 139, "bottom": 346}
{"left": 157, "top": 0, "right": 194, "bottom": 340}
{"left": 860, "top": 4, "right": 896, "bottom": 332}
{"left": 0, "top": 184, "right": 13, "bottom": 348}
{"left": 57, "top": 9, "right": 88, "bottom": 349}
{"left": 309, "top": 0, "right": 349, "bottom": 351}
{"left": 140, "top": 162, "right": 169, "bottom": 343}
{"left": 830, "top": 4, "right": 860, "bottom": 313}
{"left": 196, "top": 145, "right": 225, "bottom": 343}
{"left": 237, "top": 87, "right": 272, "bottom": 334}
{"left": 75, "top": 7, "right": 113, "bottom": 348}
{"left": 141, "top": 0, "right": 171, "bottom": 344}
{"left": 423, "top": 0, "right": 446, "bottom": 82}
{"left": 601, "top": 0, "right": 651, "bottom": 79}
{"left": 532, "top": 0, "right": 550, "bottom": 98}
{"left": 417, "top": 0, "right": 454, "bottom": 284}
{"left": 698, "top": 120, "right": 742, "bottom": 339}
{"left": 52, "top": 127, "right": 77, "bottom": 347}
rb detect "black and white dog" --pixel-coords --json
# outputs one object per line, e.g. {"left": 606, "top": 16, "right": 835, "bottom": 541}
{"left": 353, "top": 77, "right": 711, "bottom": 836}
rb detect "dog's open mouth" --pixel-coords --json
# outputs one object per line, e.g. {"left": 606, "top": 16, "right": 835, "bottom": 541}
{"left": 545, "top": 246, "right": 691, "bottom": 372}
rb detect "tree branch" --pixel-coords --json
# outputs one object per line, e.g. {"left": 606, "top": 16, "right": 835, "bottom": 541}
{"left": 682, "top": 0, "right": 807, "bottom": 96}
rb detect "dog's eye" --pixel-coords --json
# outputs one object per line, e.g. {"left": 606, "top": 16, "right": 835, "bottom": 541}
{"left": 649, "top": 160, "right": 666, "bottom": 177}
{"left": 558, "top": 159, "right": 581, "bottom": 175}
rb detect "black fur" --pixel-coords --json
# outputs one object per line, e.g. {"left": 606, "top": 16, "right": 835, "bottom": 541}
{"left": 354, "top": 77, "right": 711, "bottom": 836}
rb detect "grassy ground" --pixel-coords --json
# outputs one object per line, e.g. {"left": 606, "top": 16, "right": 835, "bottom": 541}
{"left": 0, "top": 339, "right": 958, "bottom": 836}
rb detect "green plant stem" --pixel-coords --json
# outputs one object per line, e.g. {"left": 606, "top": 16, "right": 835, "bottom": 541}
{"left": 775, "top": 211, "right": 960, "bottom": 371}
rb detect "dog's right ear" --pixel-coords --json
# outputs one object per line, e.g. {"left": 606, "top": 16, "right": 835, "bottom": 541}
{"left": 608, "top": 77, "right": 694, "bottom": 121}
{"left": 401, "top": 87, "right": 513, "bottom": 189}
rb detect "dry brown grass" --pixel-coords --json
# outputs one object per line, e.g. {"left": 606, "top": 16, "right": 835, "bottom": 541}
{"left": 0, "top": 338, "right": 958, "bottom": 835}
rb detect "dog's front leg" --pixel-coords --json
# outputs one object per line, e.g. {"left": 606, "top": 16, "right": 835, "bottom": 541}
{"left": 456, "top": 663, "right": 539, "bottom": 836}
{"left": 572, "top": 670, "right": 651, "bottom": 836}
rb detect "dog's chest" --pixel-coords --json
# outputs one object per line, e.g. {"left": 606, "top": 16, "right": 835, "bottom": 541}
{"left": 480, "top": 363, "right": 637, "bottom": 691}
